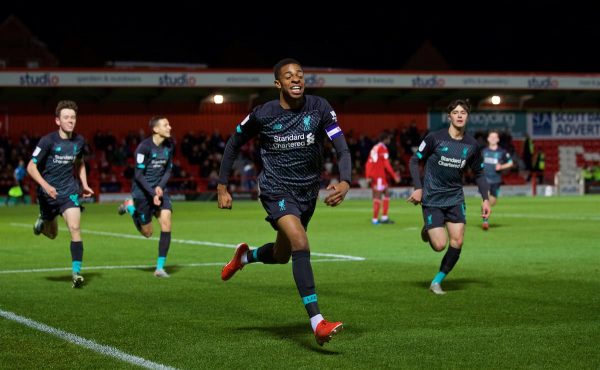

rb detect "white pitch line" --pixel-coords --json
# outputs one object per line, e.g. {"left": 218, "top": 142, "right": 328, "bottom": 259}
{"left": 496, "top": 213, "right": 600, "bottom": 221}
{"left": 0, "top": 308, "right": 177, "bottom": 370}
{"left": 0, "top": 258, "right": 357, "bottom": 275}
{"left": 9, "top": 223, "right": 366, "bottom": 261}
{"left": 0, "top": 262, "right": 222, "bottom": 274}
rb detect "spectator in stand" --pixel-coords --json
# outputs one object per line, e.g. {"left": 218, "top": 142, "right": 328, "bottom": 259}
{"left": 12, "top": 158, "right": 27, "bottom": 204}
{"left": 523, "top": 134, "right": 535, "bottom": 181}
{"left": 534, "top": 147, "right": 545, "bottom": 184}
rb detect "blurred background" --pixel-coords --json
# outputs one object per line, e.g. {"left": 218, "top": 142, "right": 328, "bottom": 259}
{"left": 2, "top": 4, "right": 600, "bottom": 204}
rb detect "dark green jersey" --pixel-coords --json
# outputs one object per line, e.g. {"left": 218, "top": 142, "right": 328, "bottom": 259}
{"left": 411, "top": 129, "right": 485, "bottom": 207}
{"left": 131, "top": 137, "right": 173, "bottom": 199}
{"left": 31, "top": 131, "right": 85, "bottom": 199}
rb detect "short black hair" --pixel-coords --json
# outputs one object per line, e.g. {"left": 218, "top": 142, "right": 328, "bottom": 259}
{"left": 149, "top": 116, "right": 167, "bottom": 129}
{"left": 273, "top": 58, "right": 302, "bottom": 80}
{"left": 447, "top": 99, "right": 471, "bottom": 114}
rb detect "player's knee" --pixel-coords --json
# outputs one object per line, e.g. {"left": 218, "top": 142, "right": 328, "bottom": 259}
{"left": 141, "top": 229, "right": 153, "bottom": 238}
{"left": 450, "top": 238, "right": 463, "bottom": 248}
{"left": 430, "top": 240, "right": 447, "bottom": 252}
{"left": 291, "top": 240, "right": 310, "bottom": 252}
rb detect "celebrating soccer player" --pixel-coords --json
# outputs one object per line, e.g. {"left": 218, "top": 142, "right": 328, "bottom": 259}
{"left": 28, "top": 100, "right": 94, "bottom": 288}
{"left": 217, "top": 58, "right": 351, "bottom": 345}
{"left": 118, "top": 116, "right": 174, "bottom": 278}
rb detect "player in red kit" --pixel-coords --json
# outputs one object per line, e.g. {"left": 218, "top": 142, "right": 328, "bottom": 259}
{"left": 366, "top": 132, "right": 400, "bottom": 224}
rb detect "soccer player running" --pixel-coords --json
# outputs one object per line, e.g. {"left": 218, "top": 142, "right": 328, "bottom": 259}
{"left": 27, "top": 100, "right": 94, "bottom": 288}
{"left": 217, "top": 58, "right": 351, "bottom": 346}
{"left": 365, "top": 131, "right": 400, "bottom": 224}
{"left": 407, "top": 99, "right": 490, "bottom": 295}
{"left": 481, "top": 131, "right": 513, "bottom": 230}
{"left": 118, "top": 116, "right": 174, "bottom": 278}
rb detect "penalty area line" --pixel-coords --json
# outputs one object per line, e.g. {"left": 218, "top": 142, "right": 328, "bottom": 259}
{"left": 0, "top": 308, "right": 177, "bottom": 370}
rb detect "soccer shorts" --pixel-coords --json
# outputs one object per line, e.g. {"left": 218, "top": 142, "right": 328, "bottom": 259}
{"left": 38, "top": 192, "right": 82, "bottom": 221}
{"left": 259, "top": 193, "right": 317, "bottom": 231}
{"left": 371, "top": 177, "right": 388, "bottom": 191}
{"left": 422, "top": 203, "right": 466, "bottom": 230}
{"left": 489, "top": 183, "right": 501, "bottom": 198}
{"left": 133, "top": 194, "right": 172, "bottom": 225}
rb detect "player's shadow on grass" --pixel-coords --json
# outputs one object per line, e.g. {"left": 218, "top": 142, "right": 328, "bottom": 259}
{"left": 235, "top": 323, "right": 344, "bottom": 354}
{"left": 45, "top": 272, "right": 101, "bottom": 285}
{"left": 410, "top": 278, "right": 490, "bottom": 292}
{"left": 135, "top": 265, "right": 182, "bottom": 276}
{"left": 479, "top": 223, "right": 505, "bottom": 230}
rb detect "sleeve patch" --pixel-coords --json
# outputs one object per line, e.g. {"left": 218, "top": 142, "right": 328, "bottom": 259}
{"left": 136, "top": 153, "right": 145, "bottom": 164}
{"left": 32, "top": 147, "right": 41, "bottom": 157}
{"left": 418, "top": 141, "right": 426, "bottom": 152}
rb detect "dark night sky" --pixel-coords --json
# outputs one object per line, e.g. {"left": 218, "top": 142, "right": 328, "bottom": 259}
{"left": 3, "top": 3, "right": 599, "bottom": 72}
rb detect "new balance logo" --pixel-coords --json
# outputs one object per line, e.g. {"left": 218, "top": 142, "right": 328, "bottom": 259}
{"left": 273, "top": 123, "right": 283, "bottom": 130}
{"left": 440, "top": 146, "right": 449, "bottom": 152}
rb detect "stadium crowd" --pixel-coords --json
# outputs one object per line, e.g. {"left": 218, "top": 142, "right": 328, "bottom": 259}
{"left": 0, "top": 124, "right": 526, "bottom": 200}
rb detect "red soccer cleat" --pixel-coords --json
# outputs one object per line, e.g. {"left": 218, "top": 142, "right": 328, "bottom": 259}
{"left": 314, "top": 319, "right": 344, "bottom": 346}
{"left": 221, "top": 243, "right": 249, "bottom": 281}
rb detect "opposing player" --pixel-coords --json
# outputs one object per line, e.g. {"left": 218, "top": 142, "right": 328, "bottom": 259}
{"left": 217, "top": 58, "right": 351, "bottom": 345}
{"left": 118, "top": 116, "right": 174, "bottom": 278}
{"left": 27, "top": 100, "right": 94, "bottom": 288}
{"left": 365, "top": 131, "right": 400, "bottom": 224}
{"left": 407, "top": 99, "right": 490, "bottom": 295}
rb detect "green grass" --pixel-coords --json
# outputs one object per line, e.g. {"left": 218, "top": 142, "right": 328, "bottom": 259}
{"left": 1, "top": 196, "right": 599, "bottom": 369}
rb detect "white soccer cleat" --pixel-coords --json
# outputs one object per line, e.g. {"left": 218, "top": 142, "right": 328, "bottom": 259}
{"left": 154, "top": 269, "right": 170, "bottom": 278}
{"left": 429, "top": 283, "right": 446, "bottom": 295}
